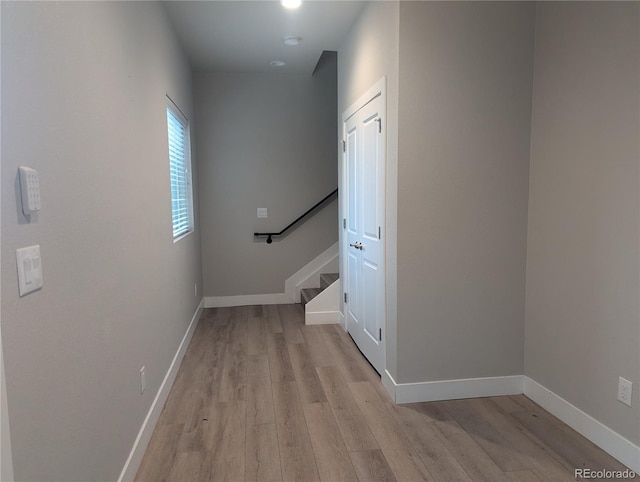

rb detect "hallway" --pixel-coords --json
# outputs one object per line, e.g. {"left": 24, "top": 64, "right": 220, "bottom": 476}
{"left": 135, "top": 305, "right": 628, "bottom": 481}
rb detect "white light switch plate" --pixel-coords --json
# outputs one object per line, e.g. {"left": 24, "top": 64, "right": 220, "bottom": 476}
{"left": 257, "top": 208, "right": 268, "bottom": 218}
{"left": 16, "top": 245, "right": 43, "bottom": 296}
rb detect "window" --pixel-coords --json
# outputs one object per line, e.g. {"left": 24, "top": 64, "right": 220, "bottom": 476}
{"left": 166, "top": 98, "right": 193, "bottom": 240}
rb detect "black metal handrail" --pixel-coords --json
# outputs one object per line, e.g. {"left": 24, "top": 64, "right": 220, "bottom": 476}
{"left": 254, "top": 188, "right": 338, "bottom": 244}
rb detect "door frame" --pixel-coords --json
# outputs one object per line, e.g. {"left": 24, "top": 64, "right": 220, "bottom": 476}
{"left": 340, "top": 76, "right": 387, "bottom": 370}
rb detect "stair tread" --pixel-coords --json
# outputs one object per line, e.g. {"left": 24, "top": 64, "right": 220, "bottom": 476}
{"left": 319, "top": 272, "right": 339, "bottom": 289}
{"left": 301, "top": 273, "right": 340, "bottom": 307}
{"left": 301, "top": 287, "right": 322, "bottom": 306}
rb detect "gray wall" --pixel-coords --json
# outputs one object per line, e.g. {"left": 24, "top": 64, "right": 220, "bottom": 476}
{"left": 396, "top": 2, "right": 535, "bottom": 383}
{"left": 1, "top": 2, "right": 202, "bottom": 480}
{"left": 195, "top": 62, "right": 338, "bottom": 297}
{"left": 525, "top": 2, "right": 640, "bottom": 445}
{"left": 338, "top": 0, "right": 400, "bottom": 378}
{"left": 340, "top": 0, "right": 640, "bottom": 454}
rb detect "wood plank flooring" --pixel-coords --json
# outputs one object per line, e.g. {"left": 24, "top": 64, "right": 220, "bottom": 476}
{"left": 135, "top": 305, "right": 630, "bottom": 481}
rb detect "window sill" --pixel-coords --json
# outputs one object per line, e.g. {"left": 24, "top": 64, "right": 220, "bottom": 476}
{"left": 173, "top": 230, "right": 193, "bottom": 243}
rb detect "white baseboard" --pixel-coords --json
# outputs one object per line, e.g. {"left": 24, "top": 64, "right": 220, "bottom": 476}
{"left": 305, "top": 311, "right": 340, "bottom": 325}
{"left": 204, "top": 293, "right": 291, "bottom": 308}
{"left": 523, "top": 376, "right": 640, "bottom": 473}
{"left": 380, "top": 371, "right": 639, "bottom": 472}
{"left": 204, "top": 243, "right": 339, "bottom": 308}
{"left": 118, "top": 300, "right": 203, "bottom": 482}
{"left": 382, "top": 370, "right": 397, "bottom": 399}
{"left": 382, "top": 371, "right": 523, "bottom": 404}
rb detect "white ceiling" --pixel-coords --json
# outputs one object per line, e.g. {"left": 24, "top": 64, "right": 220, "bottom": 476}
{"left": 163, "top": 1, "right": 367, "bottom": 74}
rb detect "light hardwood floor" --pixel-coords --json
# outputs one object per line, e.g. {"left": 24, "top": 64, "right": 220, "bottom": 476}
{"left": 135, "top": 304, "right": 629, "bottom": 481}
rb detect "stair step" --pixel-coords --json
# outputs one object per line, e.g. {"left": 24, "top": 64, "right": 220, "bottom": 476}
{"left": 301, "top": 287, "right": 322, "bottom": 307}
{"left": 320, "top": 272, "right": 339, "bottom": 290}
{"left": 301, "top": 273, "right": 340, "bottom": 307}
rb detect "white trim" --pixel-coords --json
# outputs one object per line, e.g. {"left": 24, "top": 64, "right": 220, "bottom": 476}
{"left": 166, "top": 96, "right": 194, "bottom": 241}
{"left": 305, "top": 279, "right": 340, "bottom": 325}
{"left": 341, "top": 76, "right": 387, "bottom": 375}
{"left": 204, "top": 242, "right": 339, "bottom": 308}
{"left": 523, "top": 376, "right": 640, "bottom": 473}
{"left": 342, "top": 77, "right": 386, "bottom": 123}
{"left": 382, "top": 370, "right": 397, "bottom": 399}
{"left": 382, "top": 371, "right": 523, "bottom": 405}
{"left": 380, "top": 372, "right": 640, "bottom": 472}
{"left": 284, "top": 242, "right": 339, "bottom": 303}
{"left": 204, "top": 293, "right": 290, "bottom": 308}
{"left": 305, "top": 311, "right": 340, "bottom": 325}
{"left": 118, "top": 300, "right": 203, "bottom": 482}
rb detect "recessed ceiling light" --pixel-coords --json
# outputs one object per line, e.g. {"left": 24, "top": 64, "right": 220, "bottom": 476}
{"left": 283, "top": 35, "right": 302, "bottom": 46}
{"left": 281, "top": 0, "right": 302, "bottom": 9}
{"left": 270, "top": 60, "right": 286, "bottom": 67}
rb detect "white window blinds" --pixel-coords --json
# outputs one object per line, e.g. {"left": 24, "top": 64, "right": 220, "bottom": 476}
{"left": 166, "top": 102, "right": 193, "bottom": 239}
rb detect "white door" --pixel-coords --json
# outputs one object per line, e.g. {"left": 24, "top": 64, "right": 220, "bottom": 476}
{"left": 343, "top": 85, "right": 385, "bottom": 375}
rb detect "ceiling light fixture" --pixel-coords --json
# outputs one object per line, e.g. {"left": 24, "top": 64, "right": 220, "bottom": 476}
{"left": 270, "top": 60, "right": 286, "bottom": 67}
{"left": 281, "top": 0, "right": 302, "bottom": 9}
{"left": 283, "top": 35, "right": 302, "bottom": 46}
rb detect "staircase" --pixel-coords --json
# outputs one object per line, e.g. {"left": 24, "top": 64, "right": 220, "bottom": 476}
{"left": 300, "top": 273, "right": 340, "bottom": 325}
{"left": 300, "top": 272, "right": 339, "bottom": 306}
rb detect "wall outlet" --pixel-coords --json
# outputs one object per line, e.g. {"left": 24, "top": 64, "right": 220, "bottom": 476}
{"left": 618, "top": 377, "right": 632, "bottom": 407}
{"left": 140, "top": 366, "right": 146, "bottom": 394}
{"left": 257, "top": 208, "right": 268, "bottom": 218}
